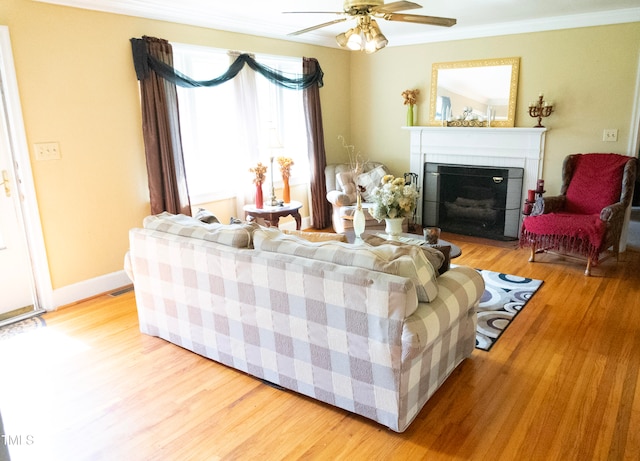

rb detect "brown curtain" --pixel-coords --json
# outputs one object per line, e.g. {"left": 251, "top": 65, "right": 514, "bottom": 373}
{"left": 135, "top": 36, "right": 191, "bottom": 216}
{"left": 303, "top": 57, "right": 331, "bottom": 229}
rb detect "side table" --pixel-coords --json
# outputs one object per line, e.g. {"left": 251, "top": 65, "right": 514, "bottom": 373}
{"left": 243, "top": 201, "right": 302, "bottom": 230}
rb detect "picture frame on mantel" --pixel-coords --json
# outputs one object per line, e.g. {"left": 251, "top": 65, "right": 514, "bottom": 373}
{"left": 428, "top": 57, "right": 520, "bottom": 128}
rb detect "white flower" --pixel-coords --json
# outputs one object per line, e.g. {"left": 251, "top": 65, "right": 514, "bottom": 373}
{"left": 370, "top": 175, "right": 418, "bottom": 221}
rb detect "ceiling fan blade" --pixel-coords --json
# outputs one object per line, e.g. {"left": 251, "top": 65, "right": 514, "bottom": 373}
{"left": 373, "top": 1, "right": 423, "bottom": 14}
{"left": 381, "top": 12, "right": 456, "bottom": 27}
{"left": 283, "top": 11, "right": 344, "bottom": 15}
{"left": 288, "top": 18, "right": 348, "bottom": 36}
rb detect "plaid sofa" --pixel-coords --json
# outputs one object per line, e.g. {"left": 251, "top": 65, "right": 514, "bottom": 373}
{"left": 125, "top": 213, "right": 484, "bottom": 432}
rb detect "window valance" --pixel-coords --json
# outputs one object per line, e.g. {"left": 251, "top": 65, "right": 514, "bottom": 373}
{"left": 130, "top": 37, "right": 324, "bottom": 90}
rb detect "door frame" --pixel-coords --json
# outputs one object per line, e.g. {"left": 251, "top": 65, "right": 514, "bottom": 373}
{"left": 0, "top": 26, "right": 52, "bottom": 312}
{"left": 630, "top": 49, "right": 640, "bottom": 160}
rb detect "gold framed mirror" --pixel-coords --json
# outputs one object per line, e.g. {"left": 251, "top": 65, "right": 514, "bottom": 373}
{"left": 428, "top": 57, "right": 520, "bottom": 127}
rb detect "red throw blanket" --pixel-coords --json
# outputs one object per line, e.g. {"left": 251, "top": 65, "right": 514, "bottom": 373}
{"left": 521, "top": 213, "right": 606, "bottom": 262}
{"left": 564, "top": 153, "right": 629, "bottom": 214}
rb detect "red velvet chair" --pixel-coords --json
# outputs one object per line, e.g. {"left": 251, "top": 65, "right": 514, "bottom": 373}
{"left": 520, "top": 153, "right": 637, "bottom": 275}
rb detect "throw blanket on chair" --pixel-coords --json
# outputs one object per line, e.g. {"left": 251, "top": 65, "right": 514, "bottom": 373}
{"left": 564, "top": 154, "right": 628, "bottom": 214}
{"left": 521, "top": 212, "right": 606, "bottom": 262}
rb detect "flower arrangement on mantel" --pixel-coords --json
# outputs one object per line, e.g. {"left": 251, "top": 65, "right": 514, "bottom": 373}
{"left": 402, "top": 89, "right": 419, "bottom": 106}
{"left": 402, "top": 89, "right": 420, "bottom": 126}
{"left": 249, "top": 162, "right": 267, "bottom": 185}
{"left": 370, "top": 174, "right": 419, "bottom": 221}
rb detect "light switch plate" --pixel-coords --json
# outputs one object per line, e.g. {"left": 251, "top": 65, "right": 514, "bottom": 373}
{"left": 602, "top": 129, "right": 618, "bottom": 142}
{"left": 34, "top": 142, "right": 61, "bottom": 160}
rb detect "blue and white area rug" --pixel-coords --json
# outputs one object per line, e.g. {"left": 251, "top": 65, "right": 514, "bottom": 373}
{"left": 475, "top": 269, "right": 543, "bottom": 351}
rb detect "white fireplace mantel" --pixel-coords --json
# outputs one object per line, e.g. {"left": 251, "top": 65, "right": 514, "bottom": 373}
{"left": 404, "top": 126, "right": 547, "bottom": 224}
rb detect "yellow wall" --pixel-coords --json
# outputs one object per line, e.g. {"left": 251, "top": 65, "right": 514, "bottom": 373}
{"left": 0, "top": 0, "right": 350, "bottom": 289}
{"left": 0, "top": 0, "right": 639, "bottom": 291}
{"left": 349, "top": 23, "right": 640, "bottom": 193}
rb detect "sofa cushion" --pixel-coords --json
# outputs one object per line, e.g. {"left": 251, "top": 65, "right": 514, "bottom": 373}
{"left": 253, "top": 228, "right": 438, "bottom": 304}
{"left": 356, "top": 165, "right": 389, "bottom": 201}
{"left": 336, "top": 171, "right": 358, "bottom": 204}
{"left": 143, "top": 212, "right": 259, "bottom": 248}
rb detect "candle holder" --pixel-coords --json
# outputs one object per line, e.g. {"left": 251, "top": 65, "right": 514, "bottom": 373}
{"left": 528, "top": 94, "right": 554, "bottom": 128}
{"left": 267, "top": 156, "right": 280, "bottom": 206}
{"left": 523, "top": 179, "right": 546, "bottom": 216}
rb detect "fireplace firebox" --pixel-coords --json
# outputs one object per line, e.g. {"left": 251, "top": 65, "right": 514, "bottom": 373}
{"left": 423, "top": 163, "right": 523, "bottom": 241}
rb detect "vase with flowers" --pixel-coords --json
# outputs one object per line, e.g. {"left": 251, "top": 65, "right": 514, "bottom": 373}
{"left": 370, "top": 174, "right": 419, "bottom": 239}
{"left": 277, "top": 156, "right": 294, "bottom": 203}
{"left": 249, "top": 162, "right": 267, "bottom": 209}
{"left": 402, "top": 89, "right": 420, "bottom": 126}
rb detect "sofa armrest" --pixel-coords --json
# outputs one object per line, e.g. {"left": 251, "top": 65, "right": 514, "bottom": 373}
{"left": 327, "top": 190, "right": 353, "bottom": 207}
{"left": 402, "top": 266, "right": 484, "bottom": 355}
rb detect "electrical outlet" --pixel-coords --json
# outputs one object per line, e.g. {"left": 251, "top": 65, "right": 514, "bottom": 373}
{"left": 602, "top": 129, "right": 618, "bottom": 142}
{"left": 34, "top": 142, "right": 61, "bottom": 160}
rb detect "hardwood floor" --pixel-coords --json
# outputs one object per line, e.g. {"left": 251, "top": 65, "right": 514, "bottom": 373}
{"left": 2, "top": 235, "right": 640, "bottom": 460}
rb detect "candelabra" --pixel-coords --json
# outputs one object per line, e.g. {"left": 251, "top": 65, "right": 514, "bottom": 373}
{"left": 528, "top": 94, "right": 554, "bottom": 128}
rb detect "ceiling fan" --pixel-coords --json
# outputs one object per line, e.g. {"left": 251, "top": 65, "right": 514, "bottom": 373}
{"left": 285, "top": 1, "right": 456, "bottom": 53}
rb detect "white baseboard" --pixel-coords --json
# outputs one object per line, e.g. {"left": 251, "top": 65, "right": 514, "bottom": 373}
{"left": 49, "top": 218, "right": 315, "bottom": 310}
{"left": 51, "top": 270, "right": 132, "bottom": 310}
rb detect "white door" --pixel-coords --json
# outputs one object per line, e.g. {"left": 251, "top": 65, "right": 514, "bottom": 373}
{"left": 0, "top": 81, "right": 36, "bottom": 316}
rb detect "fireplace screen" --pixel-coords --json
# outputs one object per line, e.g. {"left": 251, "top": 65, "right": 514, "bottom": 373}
{"left": 423, "top": 163, "right": 523, "bottom": 241}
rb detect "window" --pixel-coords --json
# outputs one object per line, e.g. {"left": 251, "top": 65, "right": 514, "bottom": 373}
{"left": 172, "top": 44, "right": 309, "bottom": 204}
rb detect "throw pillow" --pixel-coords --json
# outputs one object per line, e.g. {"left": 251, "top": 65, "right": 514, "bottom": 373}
{"left": 430, "top": 244, "right": 452, "bottom": 274}
{"left": 194, "top": 207, "right": 220, "bottom": 224}
{"left": 361, "top": 234, "right": 447, "bottom": 274}
{"left": 356, "top": 165, "right": 389, "bottom": 202}
{"left": 143, "top": 212, "right": 260, "bottom": 248}
{"left": 282, "top": 229, "right": 347, "bottom": 243}
{"left": 336, "top": 171, "right": 357, "bottom": 204}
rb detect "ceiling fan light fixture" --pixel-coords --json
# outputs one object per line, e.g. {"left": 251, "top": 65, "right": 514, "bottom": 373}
{"left": 346, "top": 26, "right": 364, "bottom": 50}
{"left": 336, "top": 26, "right": 363, "bottom": 50}
{"left": 364, "top": 19, "right": 387, "bottom": 53}
{"left": 335, "top": 29, "right": 352, "bottom": 47}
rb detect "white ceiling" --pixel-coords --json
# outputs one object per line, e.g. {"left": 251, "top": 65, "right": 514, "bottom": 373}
{"left": 37, "top": 0, "right": 640, "bottom": 48}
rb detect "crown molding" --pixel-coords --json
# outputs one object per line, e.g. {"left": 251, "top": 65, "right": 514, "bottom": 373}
{"left": 34, "top": 1, "right": 640, "bottom": 48}
{"left": 390, "top": 7, "right": 640, "bottom": 46}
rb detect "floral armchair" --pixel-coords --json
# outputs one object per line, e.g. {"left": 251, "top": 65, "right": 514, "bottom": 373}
{"left": 520, "top": 153, "right": 637, "bottom": 275}
{"left": 325, "top": 162, "right": 409, "bottom": 234}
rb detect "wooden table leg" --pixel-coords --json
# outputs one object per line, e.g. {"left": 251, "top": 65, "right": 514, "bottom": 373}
{"left": 292, "top": 210, "right": 302, "bottom": 230}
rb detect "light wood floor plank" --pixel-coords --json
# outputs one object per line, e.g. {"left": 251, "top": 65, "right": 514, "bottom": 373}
{"left": 1, "top": 236, "right": 640, "bottom": 460}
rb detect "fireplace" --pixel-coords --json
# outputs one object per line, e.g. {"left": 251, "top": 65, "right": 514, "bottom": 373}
{"left": 423, "top": 163, "right": 523, "bottom": 240}
{"left": 405, "top": 126, "right": 547, "bottom": 237}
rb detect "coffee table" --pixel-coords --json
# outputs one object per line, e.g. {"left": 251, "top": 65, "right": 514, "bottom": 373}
{"left": 243, "top": 200, "right": 302, "bottom": 230}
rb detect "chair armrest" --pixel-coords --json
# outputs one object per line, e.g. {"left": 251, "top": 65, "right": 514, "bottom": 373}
{"left": 541, "top": 195, "right": 566, "bottom": 214}
{"left": 600, "top": 201, "right": 625, "bottom": 222}
{"left": 327, "top": 190, "right": 352, "bottom": 207}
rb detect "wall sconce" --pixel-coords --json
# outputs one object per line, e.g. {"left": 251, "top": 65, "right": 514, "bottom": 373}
{"left": 529, "top": 93, "right": 554, "bottom": 128}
